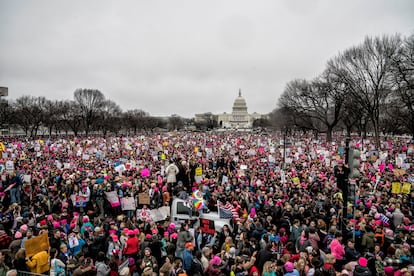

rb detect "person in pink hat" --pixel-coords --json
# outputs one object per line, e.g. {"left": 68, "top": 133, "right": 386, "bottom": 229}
{"left": 107, "top": 234, "right": 121, "bottom": 259}
{"left": 123, "top": 230, "right": 139, "bottom": 260}
{"left": 354, "top": 257, "right": 372, "bottom": 275}
{"left": 9, "top": 231, "right": 23, "bottom": 256}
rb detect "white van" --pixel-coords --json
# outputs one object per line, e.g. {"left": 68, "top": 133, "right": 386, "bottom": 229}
{"left": 170, "top": 198, "right": 233, "bottom": 233}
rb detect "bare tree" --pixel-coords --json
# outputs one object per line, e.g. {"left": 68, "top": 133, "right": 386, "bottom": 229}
{"left": 42, "top": 99, "right": 60, "bottom": 137}
{"left": 269, "top": 106, "right": 296, "bottom": 131}
{"left": 123, "top": 109, "right": 150, "bottom": 134}
{"left": 0, "top": 98, "right": 10, "bottom": 132}
{"left": 327, "top": 34, "right": 402, "bottom": 147}
{"left": 74, "top": 89, "right": 106, "bottom": 136}
{"left": 95, "top": 100, "right": 122, "bottom": 137}
{"left": 278, "top": 76, "right": 345, "bottom": 142}
{"left": 59, "top": 100, "right": 83, "bottom": 136}
{"left": 12, "top": 96, "right": 48, "bottom": 137}
{"left": 168, "top": 114, "right": 184, "bottom": 131}
{"left": 390, "top": 33, "right": 414, "bottom": 137}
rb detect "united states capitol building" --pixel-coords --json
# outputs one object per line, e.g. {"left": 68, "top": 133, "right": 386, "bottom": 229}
{"left": 194, "top": 89, "right": 267, "bottom": 129}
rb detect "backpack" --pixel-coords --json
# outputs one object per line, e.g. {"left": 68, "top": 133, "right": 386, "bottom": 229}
{"left": 189, "top": 258, "right": 204, "bottom": 276}
{"left": 176, "top": 268, "right": 188, "bottom": 276}
{"left": 323, "top": 234, "right": 335, "bottom": 252}
{"left": 0, "top": 232, "right": 12, "bottom": 249}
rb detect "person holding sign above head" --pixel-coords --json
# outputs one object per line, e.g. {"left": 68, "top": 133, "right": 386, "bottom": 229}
{"left": 26, "top": 249, "right": 50, "bottom": 275}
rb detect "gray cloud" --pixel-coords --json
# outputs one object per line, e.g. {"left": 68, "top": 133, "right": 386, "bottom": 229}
{"left": 0, "top": 0, "right": 413, "bottom": 118}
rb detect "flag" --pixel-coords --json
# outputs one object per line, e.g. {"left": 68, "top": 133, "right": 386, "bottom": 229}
{"left": 232, "top": 208, "right": 240, "bottom": 222}
{"left": 218, "top": 201, "right": 233, "bottom": 219}
{"left": 380, "top": 213, "right": 390, "bottom": 225}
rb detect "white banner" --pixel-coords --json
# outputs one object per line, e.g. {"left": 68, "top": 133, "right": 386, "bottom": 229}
{"left": 121, "top": 197, "right": 136, "bottom": 211}
{"left": 105, "top": 191, "right": 120, "bottom": 207}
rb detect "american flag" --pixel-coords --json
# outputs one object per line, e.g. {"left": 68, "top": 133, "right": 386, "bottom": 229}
{"left": 380, "top": 213, "right": 390, "bottom": 225}
{"left": 218, "top": 201, "right": 233, "bottom": 219}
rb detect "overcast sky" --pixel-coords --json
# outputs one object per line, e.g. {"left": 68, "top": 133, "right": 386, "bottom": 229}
{"left": 0, "top": 1, "right": 413, "bottom": 118}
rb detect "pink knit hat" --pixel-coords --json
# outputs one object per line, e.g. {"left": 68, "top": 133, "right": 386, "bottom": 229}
{"left": 20, "top": 224, "right": 28, "bottom": 232}
{"left": 15, "top": 231, "right": 22, "bottom": 239}
{"left": 210, "top": 256, "right": 221, "bottom": 266}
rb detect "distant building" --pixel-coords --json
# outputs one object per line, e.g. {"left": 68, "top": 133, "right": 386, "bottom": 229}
{"left": 195, "top": 89, "right": 266, "bottom": 129}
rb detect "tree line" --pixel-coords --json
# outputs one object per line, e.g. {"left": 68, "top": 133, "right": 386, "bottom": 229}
{"left": 275, "top": 32, "right": 414, "bottom": 146}
{"left": 0, "top": 89, "right": 188, "bottom": 137}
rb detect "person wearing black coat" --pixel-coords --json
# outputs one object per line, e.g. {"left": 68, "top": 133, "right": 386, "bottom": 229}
{"left": 345, "top": 239, "right": 361, "bottom": 262}
{"left": 255, "top": 243, "right": 274, "bottom": 274}
{"left": 353, "top": 257, "right": 372, "bottom": 276}
{"left": 353, "top": 264, "right": 372, "bottom": 276}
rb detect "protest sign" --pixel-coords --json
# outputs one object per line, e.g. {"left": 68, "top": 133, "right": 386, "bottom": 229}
{"left": 200, "top": 218, "right": 216, "bottom": 234}
{"left": 25, "top": 232, "right": 49, "bottom": 257}
{"left": 136, "top": 206, "right": 169, "bottom": 222}
{"left": 392, "top": 182, "right": 402, "bottom": 194}
{"left": 115, "top": 164, "right": 126, "bottom": 175}
{"left": 151, "top": 208, "right": 164, "bottom": 222}
{"left": 138, "top": 193, "right": 150, "bottom": 205}
{"left": 121, "top": 197, "right": 136, "bottom": 211}
{"left": 105, "top": 191, "right": 120, "bottom": 207}
{"left": 393, "top": 169, "right": 406, "bottom": 177}
{"left": 402, "top": 182, "right": 411, "bottom": 194}
{"left": 68, "top": 235, "right": 79, "bottom": 249}
{"left": 23, "top": 175, "right": 31, "bottom": 183}
{"left": 5, "top": 160, "right": 14, "bottom": 171}
{"left": 70, "top": 194, "right": 88, "bottom": 207}
{"left": 195, "top": 167, "right": 203, "bottom": 176}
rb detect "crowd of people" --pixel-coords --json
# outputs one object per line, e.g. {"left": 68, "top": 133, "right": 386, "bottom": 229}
{"left": 0, "top": 131, "right": 413, "bottom": 276}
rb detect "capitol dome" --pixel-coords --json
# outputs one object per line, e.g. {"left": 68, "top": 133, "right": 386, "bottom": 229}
{"left": 232, "top": 89, "right": 248, "bottom": 115}
{"left": 194, "top": 88, "right": 266, "bottom": 129}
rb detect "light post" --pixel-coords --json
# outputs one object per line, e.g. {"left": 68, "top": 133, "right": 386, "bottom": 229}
{"left": 283, "top": 127, "right": 288, "bottom": 170}
{"left": 361, "top": 117, "right": 365, "bottom": 152}
{"left": 0, "top": 87, "right": 8, "bottom": 136}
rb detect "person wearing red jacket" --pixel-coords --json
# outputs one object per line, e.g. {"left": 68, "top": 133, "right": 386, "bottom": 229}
{"left": 123, "top": 230, "right": 139, "bottom": 260}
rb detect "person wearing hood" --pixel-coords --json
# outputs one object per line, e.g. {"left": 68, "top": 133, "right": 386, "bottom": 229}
{"left": 283, "top": 261, "right": 299, "bottom": 276}
{"left": 361, "top": 225, "right": 375, "bottom": 253}
{"left": 353, "top": 257, "right": 372, "bottom": 276}
{"left": 392, "top": 206, "right": 404, "bottom": 227}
